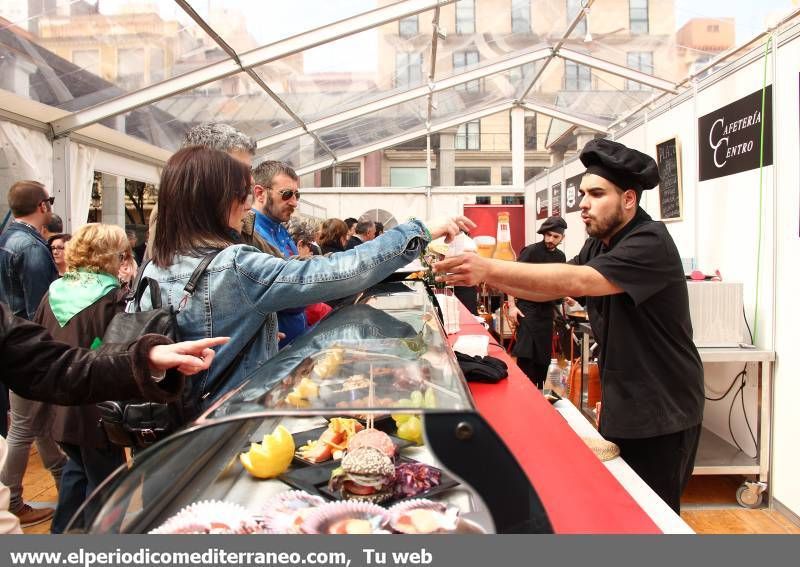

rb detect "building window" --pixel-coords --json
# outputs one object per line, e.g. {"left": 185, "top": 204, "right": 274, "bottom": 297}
{"left": 511, "top": 0, "right": 531, "bottom": 33}
{"left": 475, "top": 196, "right": 491, "bottom": 204}
{"left": 390, "top": 167, "right": 428, "bottom": 187}
{"left": 564, "top": 61, "right": 591, "bottom": 90}
{"left": 507, "top": 114, "right": 538, "bottom": 150}
{"left": 525, "top": 167, "right": 538, "bottom": 181}
{"left": 117, "top": 48, "right": 145, "bottom": 90}
{"left": 399, "top": 15, "right": 419, "bottom": 37}
{"left": 456, "top": 120, "right": 480, "bottom": 150}
{"left": 566, "top": 0, "right": 587, "bottom": 36}
{"left": 502, "top": 195, "right": 525, "bottom": 205}
{"left": 707, "top": 24, "right": 719, "bottom": 32}
{"left": 453, "top": 50, "right": 480, "bottom": 92}
{"left": 395, "top": 52, "right": 423, "bottom": 88}
{"left": 456, "top": 167, "right": 491, "bottom": 185}
{"left": 501, "top": 167, "right": 512, "bottom": 185}
{"left": 629, "top": 0, "right": 649, "bottom": 34}
{"left": 455, "top": 0, "right": 475, "bottom": 34}
{"left": 72, "top": 49, "right": 100, "bottom": 76}
{"left": 336, "top": 164, "right": 360, "bottom": 187}
{"left": 626, "top": 51, "right": 653, "bottom": 90}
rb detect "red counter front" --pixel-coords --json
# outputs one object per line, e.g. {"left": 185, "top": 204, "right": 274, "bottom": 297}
{"left": 450, "top": 304, "right": 661, "bottom": 534}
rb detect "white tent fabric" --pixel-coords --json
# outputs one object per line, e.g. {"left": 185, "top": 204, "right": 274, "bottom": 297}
{"left": 0, "top": 121, "right": 53, "bottom": 189}
{"left": 67, "top": 141, "right": 98, "bottom": 231}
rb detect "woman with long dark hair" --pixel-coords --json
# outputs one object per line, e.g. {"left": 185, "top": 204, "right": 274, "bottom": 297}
{"left": 143, "top": 146, "right": 473, "bottom": 419}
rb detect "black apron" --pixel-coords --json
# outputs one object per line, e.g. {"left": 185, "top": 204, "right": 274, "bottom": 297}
{"left": 510, "top": 242, "right": 566, "bottom": 364}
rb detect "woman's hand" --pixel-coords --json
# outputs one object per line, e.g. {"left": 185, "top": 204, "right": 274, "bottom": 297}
{"left": 148, "top": 336, "right": 230, "bottom": 376}
{"left": 424, "top": 216, "right": 477, "bottom": 243}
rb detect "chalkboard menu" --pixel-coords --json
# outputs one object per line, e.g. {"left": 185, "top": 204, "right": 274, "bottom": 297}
{"left": 656, "top": 138, "right": 682, "bottom": 222}
{"left": 551, "top": 182, "right": 562, "bottom": 216}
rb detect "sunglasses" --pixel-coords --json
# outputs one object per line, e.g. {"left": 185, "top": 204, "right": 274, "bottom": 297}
{"left": 41, "top": 196, "right": 55, "bottom": 206}
{"left": 274, "top": 188, "right": 300, "bottom": 201}
{"left": 117, "top": 252, "right": 127, "bottom": 262}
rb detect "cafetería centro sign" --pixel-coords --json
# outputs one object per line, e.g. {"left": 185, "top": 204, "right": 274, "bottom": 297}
{"left": 698, "top": 86, "right": 773, "bottom": 181}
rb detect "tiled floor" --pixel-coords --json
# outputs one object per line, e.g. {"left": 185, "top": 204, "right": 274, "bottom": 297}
{"left": 18, "top": 447, "right": 800, "bottom": 534}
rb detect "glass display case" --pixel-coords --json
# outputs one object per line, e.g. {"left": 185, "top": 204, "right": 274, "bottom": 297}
{"left": 80, "top": 281, "right": 552, "bottom": 534}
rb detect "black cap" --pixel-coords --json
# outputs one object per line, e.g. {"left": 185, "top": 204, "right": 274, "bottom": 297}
{"left": 579, "top": 139, "right": 660, "bottom": 192}
{"left": 537, "top": 216, "right": 567, "bottom": 235}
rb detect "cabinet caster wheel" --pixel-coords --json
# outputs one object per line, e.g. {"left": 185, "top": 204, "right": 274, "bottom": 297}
{"left": 736, "top": 482, "right": 766, "bottom": 508}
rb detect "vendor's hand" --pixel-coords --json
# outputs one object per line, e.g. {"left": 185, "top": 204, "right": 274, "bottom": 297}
{"left": 507, "top": 305, "right": 524, "bottom": 327}
{"left": 148, "top": 336, "right": 229, "bottom": 376}
{"left": 424, "top": 216, "right": 476, "bottom": 243}
{"left": 433, "top": 254, "right": 492, "bottom": 287}
{"left": 564, "top": 297, "right": 577, "bottom": 307}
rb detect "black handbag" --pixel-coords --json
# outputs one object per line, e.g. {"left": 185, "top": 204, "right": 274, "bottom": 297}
{"left": 97, "top": 251, "right": 221, "bottom": 448}
{"left": 455, "top": 351, "right": 509, "bottom": 383}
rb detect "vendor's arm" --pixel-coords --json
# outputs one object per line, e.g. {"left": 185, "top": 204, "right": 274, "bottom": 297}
{"left": 434, "top": 255, "right": 623, "bottom": 302}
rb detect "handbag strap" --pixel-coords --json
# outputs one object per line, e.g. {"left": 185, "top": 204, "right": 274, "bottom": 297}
{"left": 201, "top": 327, "right": 261, "bottom": 402}
{"left": 174, "top": 250, "right": 223, "bottom": 311}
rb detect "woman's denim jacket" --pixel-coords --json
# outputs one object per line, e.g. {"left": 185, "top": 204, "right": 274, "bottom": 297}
{"left": 139, "top": 220, "right": 429, "bottom": 412}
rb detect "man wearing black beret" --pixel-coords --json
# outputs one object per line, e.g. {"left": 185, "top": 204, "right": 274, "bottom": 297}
{"left": 507, "top": 216, "right": 568, "bottom": 389}
{"left": 435, "top": 139, "right": 704, "bottom": 514}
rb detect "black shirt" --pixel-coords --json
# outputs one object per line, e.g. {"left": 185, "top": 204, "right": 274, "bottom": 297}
{"left": 571, "top": 207, "right": 703, "bottom": 438}
{"left": 517, "top": 241, "right": 566, "bottom": 314}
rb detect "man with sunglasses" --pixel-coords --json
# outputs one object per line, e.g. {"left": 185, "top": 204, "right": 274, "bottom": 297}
{"left": 0, "top": 180, "right": 64, "bottom": 527}
{"left": 251, "top": 161, "right": 308, "bottom": 347}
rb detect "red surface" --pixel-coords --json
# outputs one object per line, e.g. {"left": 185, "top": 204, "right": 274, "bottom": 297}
{"left": 452, "top": 304, "right": 661, "bottom": 534}
{"left": 463, "top": 204, "right": 526, "bottom": 258}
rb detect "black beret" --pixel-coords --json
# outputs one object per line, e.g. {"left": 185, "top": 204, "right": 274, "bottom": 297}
{"left": 579, "top": 139, "right": 660, "bottom": 191}
{"left": 537, "top": 216, "right": 567, "bottom": 235}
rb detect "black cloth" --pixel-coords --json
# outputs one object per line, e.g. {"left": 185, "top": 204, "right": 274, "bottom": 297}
{"left": 570, "top": 207, "right": 704, "bottom": 439}
{"left": 511, "top": 241, "right": 566, "bottom": 364}
{"left": 580, "top": 139, "right": 660, "bottom": 191}
{"left": 606, "top": 424, "right": 701, "bottom": 513}
{"left": 454, "top": 352, "right": 508, "bottom": 383}
{"left": 453, "top": 286, "right": 478, "bottom": 315}
{"left": 133, "top": 242, "right": 146, "bottom": 265}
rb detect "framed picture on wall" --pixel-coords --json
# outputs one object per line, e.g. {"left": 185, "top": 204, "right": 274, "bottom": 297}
{"left": 536, "top": 188, "right": 549, "bottom": 220}
{"left": 656, "top": 137, "right": 683, "bottom": 222}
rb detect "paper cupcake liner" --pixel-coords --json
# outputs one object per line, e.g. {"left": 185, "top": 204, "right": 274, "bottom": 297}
{"left": 260, "top": 491, "right": 326, "bottom": 534}
{"left": 150, "top": 500, "right": 261, "bottom": 534}
{"left": 301, "top": 501, "right": 390, "bottom": 534}
{"left": 388, "top": 499, "right": 459, "bottom": 534}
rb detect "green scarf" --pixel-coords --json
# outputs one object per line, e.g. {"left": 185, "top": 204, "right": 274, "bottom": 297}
{"left": 49, "top": 269, "right": 120, "bottom": 327}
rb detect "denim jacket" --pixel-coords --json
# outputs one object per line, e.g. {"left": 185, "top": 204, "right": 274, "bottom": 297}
{"left": 139, "top": 219, "right": 429, "bottom": 412}
{"left": 0, "top": 222, "right": 58, "bottom": 319}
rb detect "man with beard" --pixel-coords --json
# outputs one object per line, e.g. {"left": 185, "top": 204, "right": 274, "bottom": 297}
{"left": 507, "top": 216, "right": 567, "bottom": 389}
{"left": 433, "top": 139, "right": 703, "bottom": 514}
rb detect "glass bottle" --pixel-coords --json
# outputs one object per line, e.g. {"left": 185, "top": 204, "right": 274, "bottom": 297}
{"left": 492, "top": 212, "right": 516, "bottom": 261}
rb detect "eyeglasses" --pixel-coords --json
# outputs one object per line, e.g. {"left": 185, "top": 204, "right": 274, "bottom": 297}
{"left": 41, "top": 196, "right": 55, "bottom": 206}
{"left": 117, "top": 252, "right": 127, "bottom": 262}
{"left": 274, "top": 188, "right": 300, "bottom": 201}
{"left": 50, "top": 245, "right": 65, "bottom": 252}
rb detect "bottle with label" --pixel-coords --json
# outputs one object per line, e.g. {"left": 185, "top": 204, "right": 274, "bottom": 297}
{"left": 545, "top": 358, "right": 562, "bottom": 394}
{"left": 492, "top": 212, "right": 516, "bottom": 261}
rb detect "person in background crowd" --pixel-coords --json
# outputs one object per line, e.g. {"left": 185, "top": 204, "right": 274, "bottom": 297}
{"left": 0, "top": 303, "right": 227, "bottom": 533}
{"left": 118, "top": 253, "right": 138, "bottom": 299}
{"left": 47, "top": 233, "right": 72, "bottom": 277}
{"left": 287, "top": 219, "right": 320, "bottom": 258}
{"left": 0, "top": 180, "right": 64, "bottom": 527}
{"left": 344, "top": 217, "right": 357, "bottom": 239}
{"left": 251, "top": 161, "right": 308, "bottom": 347}
{"left": 318, "top": 218, "right": 349, "bottom": 255}
{"left": 42, "top": 214, "right": 63, "bottom": 242}
{"left": 146, "top": 123, "right": 278, "bottom": 260}
{"left": 507, "top": 216, "right": 568, "bottom": 389}
{"left": 144, "top": 146, "right": 473, "bottom": 422}
{"left": 346, "top": 219, "right": 376, "bottom": 250}
{"left": 434, "top": 139, "right": 703, "bottom": 513}
{"left": 33, "top": 224, "right": 133, "bottom": 533}
{"left": 374, "top": 221, "right": 384, "bottom": 237}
